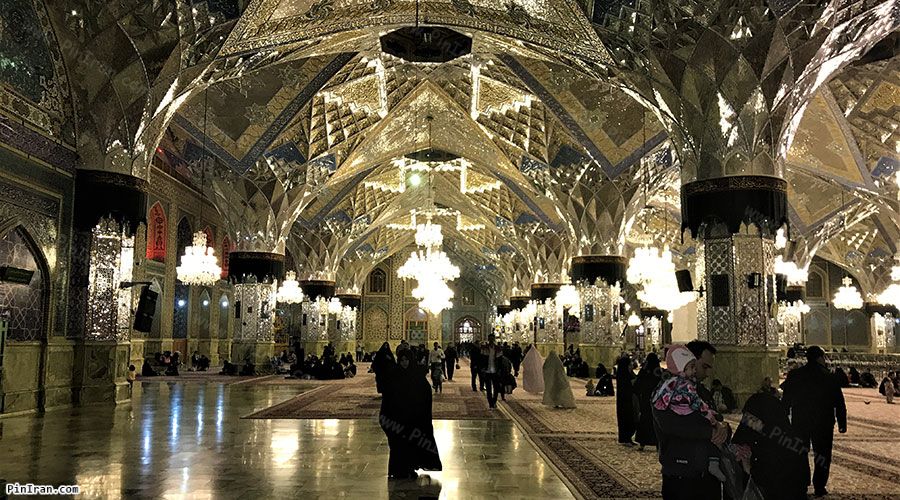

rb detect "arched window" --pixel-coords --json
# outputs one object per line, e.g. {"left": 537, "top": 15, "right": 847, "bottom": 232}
{"left": 221, "top": 236, "right": 232, "bottom": 279}
{"left": 368, "top": 268, "right": 387, "bottom": 294}
{"left": 0, "top": 226, "right": 49, "bottom": 341}
{"left": 455, "top": 316, "right": 481, "bottom": 343}
{"left": 806, "top": 270, "right": 825, "bottom": 299}
{"left": 146, "top": 202, "right": 167, "bottom": 262}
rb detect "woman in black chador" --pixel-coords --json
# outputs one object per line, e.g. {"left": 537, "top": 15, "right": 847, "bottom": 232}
{"left": 373, "top": 342, "right": 395, "bottom": 394}
{"left": 615, "top": 353, "right": 636, "bottom": 445}
{"left": 379, "top": 349, "right": 442, "bottom": 479}
{"left": 633, "top": 352, "right": 662, "bottom": 450}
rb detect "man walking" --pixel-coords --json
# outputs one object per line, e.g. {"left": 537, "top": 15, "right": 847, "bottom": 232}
{"left": 481, "top": 334, "right": 504, "bottom": 409}
{"left": 781, "top": 345, "right": 847, "bottom": 497}
{"left": 444, "top": 343, "right": 458, "bottom": 381}
{"left": 510, "top": 342, "right": 523, "bottom": 377}
{"left": 470, "top": 340, "right": 484, "bottom": 392}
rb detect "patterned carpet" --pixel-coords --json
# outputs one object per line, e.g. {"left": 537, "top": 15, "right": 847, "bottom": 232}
{"left": 243, "top": 370, "right": 505, "bottom": 420}
{"left": 501, "top": 375, "right": 900, "bottom": 500}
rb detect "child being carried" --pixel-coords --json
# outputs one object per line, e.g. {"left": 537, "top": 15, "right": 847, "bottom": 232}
{"left": 652, "top": 344, "right": 732, "bottom": 482}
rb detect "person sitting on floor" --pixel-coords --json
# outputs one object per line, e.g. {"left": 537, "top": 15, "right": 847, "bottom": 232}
{"left": 165, "top": 352, "right": 180, "bottom": 376}
{"left": 220, "top": 359, "right": 238, "bottom": 376}
{"left": 344, "top": 359, "right": 357, "bottom": 378}
{"left": 848, "top": 366, "right": 861, "bottom": 386}
{"left": 198, "top": 355, "right": 210, "bottom": 371}
{"left": 594, "top": 363, "right": 615, "bottom": 396}
{"left": 141, "top": 359, "right": 158, "bottom": 376}
{"left": 711, "top": 379, "right": 737, "bottom": 413}
{"left": 240, "top": 359, "right": 256, "bottom": 376}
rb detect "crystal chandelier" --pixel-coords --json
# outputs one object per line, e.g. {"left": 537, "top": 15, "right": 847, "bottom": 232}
{"left": 627, "top": 245, "right": 665, "bottom": 285}
{"left": 327, "top": 297, "right": 343, "bottom": 314}
{"left": 556, "top": 284, "right": 581, "bottom": 309}
{"left": 176, "top": 231, "right": 221, "bottom": 286}
{"left": 774, "top": 256, "right": 808, "bottom": 285}
{"left": 833, "top": 276, "right": 863, "bottom": 310}
{"left": 627, "top": 312, "right": 642, "bottom": 327}
{"left": 878, "top": 260, "right": 900, "bottom": 309}
{"left": 777, "top": 300, "right": 810, "bottom": 324}
{"left": 276, "top": 271, "right": 304, "bottom": 304}
{"left": 398, "top": 220, "right": 459, "bottom": 315}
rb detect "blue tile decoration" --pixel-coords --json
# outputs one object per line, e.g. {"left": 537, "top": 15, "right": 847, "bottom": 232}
{"left": 173, "top": 53, "right": 357, "bottom": 174}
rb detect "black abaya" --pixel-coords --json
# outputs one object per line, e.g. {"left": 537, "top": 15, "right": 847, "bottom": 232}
{"left": 380, "top": 360, "right": 442, "bottom": 478}
{"left": 373, "top": 344, "right": 395, "bottom": 394}
{"left": 633, "top": 354, "right": 661, "bottom": 447}
{"left": 615, "top": 355, "right": 636, "bottom": 444}
{"left": 732, "top": 392, "right": 808, "bottom": 500}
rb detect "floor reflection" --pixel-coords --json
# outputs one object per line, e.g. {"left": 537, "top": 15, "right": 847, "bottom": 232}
{"left": 0, "top": 382, "right": 573, "bottom": 499}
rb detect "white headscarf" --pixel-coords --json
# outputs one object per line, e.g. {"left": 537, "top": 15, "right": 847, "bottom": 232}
{"left": 542, "top": 351, "right": 577, "bottom": 409}
{"left": 522, "top": 346, "right": 545, "bottom": 394}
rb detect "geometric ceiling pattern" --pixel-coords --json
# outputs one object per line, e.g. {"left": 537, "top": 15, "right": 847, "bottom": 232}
{"left": 10, "top": 0, "right": 900, "bottom": 299}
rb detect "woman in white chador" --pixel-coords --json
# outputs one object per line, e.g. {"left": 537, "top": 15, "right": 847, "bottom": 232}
{"left": 522, "top": 345, "right": 545, "bottom": 394}
{"left": 542, "top": 351, "right": 577, "bottom": 409}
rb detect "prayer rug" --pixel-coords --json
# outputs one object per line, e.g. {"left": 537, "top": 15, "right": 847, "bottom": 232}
{"left": 243, "top": 372, "right": 504, "bottom": 420}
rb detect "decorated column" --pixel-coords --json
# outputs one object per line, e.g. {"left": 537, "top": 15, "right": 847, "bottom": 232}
{"left": 298, "top": 280, "right": 337, "bottom": 356}
{"left": 571, "top": 256, "right": 626, "bottom": 369}
{"left": 69, "top": 171, "right": 147, "bottom": 405}
{"left": 228, "top": 251, "right": 283, "bottom": 368}
{"left": 601, "top": 0, "right": 895, "bottom": 404}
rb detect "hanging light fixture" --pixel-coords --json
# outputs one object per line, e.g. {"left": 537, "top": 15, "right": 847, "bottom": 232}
{"left": 833, "top": 276, "right": 863, "bottom": 310}
{"left": 177, "top": 88, "right": 221, "bottom": 286}
{"left": 627, "top": 312, "right": 642, "bottom": 327}
{"left": 878, "top": 261, "right": 900, "bottom": 308}
{"left": 327, "top": 297, "right": 343, "bottom": 314}
{"left": 176, "top": 231, "right": 221, "bottom": 286}
{"left": 276, "top": 271, "right": 304, "bottom": 304}
{"left": 556, "top": 284, "right": 581, "bottom": 312}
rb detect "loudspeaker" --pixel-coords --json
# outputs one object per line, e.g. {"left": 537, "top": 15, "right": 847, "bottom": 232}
{"left": 711, "top": 274, "right": 730, "bottom": 307}
{"left": 133, "top": 286, "right": 158, "bottom": 332}
{"left": 676, "top": 270, "right": 693, "bottom": 292}
{"left": 234, "top": 300, "right": 241, "bottom": 319}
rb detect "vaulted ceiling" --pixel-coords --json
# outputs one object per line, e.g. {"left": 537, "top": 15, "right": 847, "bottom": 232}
{"left": 4, "top": 0, "right": 899, "bottom": 298}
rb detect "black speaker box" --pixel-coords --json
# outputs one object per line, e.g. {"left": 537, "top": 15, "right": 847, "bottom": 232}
{"left": 675, "top": 270, "right": 693, "bottom": 292}
{"left": 133, "top": 286, "right": 158, "bottom": 332}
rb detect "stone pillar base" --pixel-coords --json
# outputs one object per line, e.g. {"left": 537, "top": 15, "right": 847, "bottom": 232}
{"left": 230, "top": 341, "right": 275, "bottom": 373}
{"left": 73, "top": 341, "right": 131, "bottom": 406}
{"left": 710, "top": 345, "right": 781, "bottom": 408}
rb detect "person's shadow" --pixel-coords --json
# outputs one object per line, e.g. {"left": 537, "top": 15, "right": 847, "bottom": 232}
{"left": 387, "top": 473, "right": 442, "bottom": 499}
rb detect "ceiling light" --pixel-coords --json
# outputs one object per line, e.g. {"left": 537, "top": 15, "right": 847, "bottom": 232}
{"left": 409, "top": 173, "right": 421, "bottom": 186}
{"left": 276, "top": 270, "right": 304, "bottom": 304}
{"left": 834, "top": 277, "right": 863, "bottom": 310}
{"left": 176, "top": 231, "right": 221, "bottom": 286}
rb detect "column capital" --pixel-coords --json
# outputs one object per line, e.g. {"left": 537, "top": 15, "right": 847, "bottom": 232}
{"left": 74, "top": 169, "right": 147, "bottom": 233}
{"left": 570, "top": 255, "right": 627, "bottom": 286}
{"left": 681, "top": 175, "right": 787, "bottom": 240}
{"left": 227, "top": 251, "right": 284, "bottom": 283}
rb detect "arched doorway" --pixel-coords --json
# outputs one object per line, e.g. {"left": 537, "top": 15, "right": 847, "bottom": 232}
{"left": 0, "top": 225, "right": 50, "bottom": 414}
{"left": 454, "top": 316, "right": 481, "bottom": 343}
{"left": 405, "top": 307, "right": 427, "bottom": 343}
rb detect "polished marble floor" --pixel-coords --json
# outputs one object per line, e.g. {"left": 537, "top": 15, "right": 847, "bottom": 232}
{"left": 0, "top": 382, "right": 574, "bottom": 499}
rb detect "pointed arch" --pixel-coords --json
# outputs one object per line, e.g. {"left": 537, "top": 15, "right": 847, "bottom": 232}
{"left": 146, "top": 202, "right": 167, "bottom": 262}
{"left": 0, "top": 225, "right": 51, "bottom": 341}
{"left": 221, "top": 235, "right": 233, "bottom": 279}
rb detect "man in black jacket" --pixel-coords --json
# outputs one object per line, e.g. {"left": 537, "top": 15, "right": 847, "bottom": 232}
{"left": 781, "top": 345, "right": 847, "bottom": 497}
{"left": 470, "top": 341, "right": 484, "bottom": 391}
{"left": 444, "top": 343, "right": 458, "bottom": 381}
{"left": 653, "top": 400, "right": 728, "bottom": 499}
